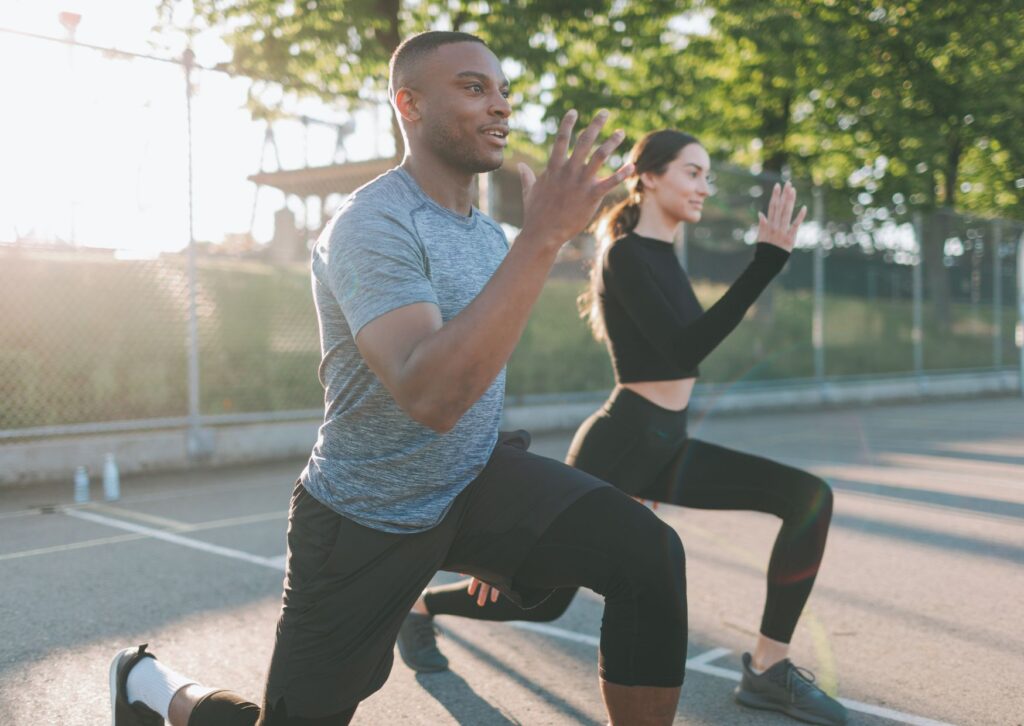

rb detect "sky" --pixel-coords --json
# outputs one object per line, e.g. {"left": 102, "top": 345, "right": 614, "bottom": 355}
{"left": 0, "top": 0, "right": 391, "bottom": 256}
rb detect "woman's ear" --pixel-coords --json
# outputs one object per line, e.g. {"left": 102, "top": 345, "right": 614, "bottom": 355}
{"left": 639, "top": 171, "right": 657, "bottom": 191}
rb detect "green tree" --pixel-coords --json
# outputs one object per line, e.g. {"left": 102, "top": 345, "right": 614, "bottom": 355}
{"left": 813, "top": 0, "right": 1024, "bottom": 323}
{"left": 160, "top": 0, "right": 681, "bottom": 159}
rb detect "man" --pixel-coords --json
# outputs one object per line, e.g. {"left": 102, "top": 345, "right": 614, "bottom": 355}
{"left": 110, "top": 31, "right": 687, "bottom": 726}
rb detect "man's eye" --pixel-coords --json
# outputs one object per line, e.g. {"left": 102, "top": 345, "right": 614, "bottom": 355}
{"left": 468, "top": 84, "right": 483, "bottom": 93}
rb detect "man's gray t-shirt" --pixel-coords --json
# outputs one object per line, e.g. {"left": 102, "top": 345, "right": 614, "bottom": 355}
{"left": 301, "top": 167, "right": 509, "bottom": 533}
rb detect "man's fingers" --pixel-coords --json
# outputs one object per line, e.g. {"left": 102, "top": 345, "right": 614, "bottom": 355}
{"left": 467, "top": 578, "right": 479, "bottom": 596}
{"left": 518, "top": 162, "right": 536, "bottom": 205}
{"left": 547, "top": 110, "right": 578, "bottom": 170}
{"left": 568, "top": 110, "right": 609, "bottom": 169}
{"left": 476, "top": 585, "right": 489, "bottom": 607}
{"left": 584, "top": 128, "right": 625, "bottom": 176}
{"left": 594, "top": 162, "right": 635, "bottom": 196}
{"left": 490, "top": 587, "right": 500, "bottom": 603}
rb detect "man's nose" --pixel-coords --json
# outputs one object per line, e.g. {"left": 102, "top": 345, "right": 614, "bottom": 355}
{"left": 491, "top": 92, "right": 511, "bottom": 118}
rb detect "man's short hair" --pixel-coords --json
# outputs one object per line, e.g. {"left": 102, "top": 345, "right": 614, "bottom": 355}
{"left": 388, "top": 31, "right": 487, "bottom": 100}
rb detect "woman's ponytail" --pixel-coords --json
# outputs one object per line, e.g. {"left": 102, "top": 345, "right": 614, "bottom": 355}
{"left": 576, "top": 129, "right": 700, "bottom": 344}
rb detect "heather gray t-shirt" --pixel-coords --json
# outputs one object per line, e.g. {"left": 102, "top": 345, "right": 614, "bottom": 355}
{"left": 301, "top": 167, "right": 509, "bottom": 533}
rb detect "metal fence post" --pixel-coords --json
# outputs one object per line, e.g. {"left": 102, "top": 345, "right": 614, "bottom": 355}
{"left": 1018, "top": 230, "right": 1024, "bottom": 396}
{"left": 992, "top": 219, "right": 1003, "bottom": 368}
{"left": 912, "top": 211, "right": 925, "bottom": 378}
{"left": 812, "top": 186, "right": 825, "bottom": 384}
{"left": 183, "top": 49, "right": 211, "bottom": 459}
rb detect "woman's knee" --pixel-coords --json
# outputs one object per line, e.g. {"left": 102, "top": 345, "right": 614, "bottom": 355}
{"left": 787, "top": 471, "right": 833, "bottom": 522}
{"left": 804, "top": 474, "right": 833, "bottom": 521}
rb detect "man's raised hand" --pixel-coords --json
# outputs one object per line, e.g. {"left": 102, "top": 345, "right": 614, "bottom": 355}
{"left": 517, "top": 109, "right": 634, "bottom": 250}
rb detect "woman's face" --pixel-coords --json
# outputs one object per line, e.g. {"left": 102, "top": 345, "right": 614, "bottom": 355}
{"left": 641, "top": 143, "right": 711, "bottom": 224}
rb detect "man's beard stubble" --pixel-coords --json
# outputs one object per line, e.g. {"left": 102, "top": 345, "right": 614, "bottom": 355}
{"left": 426, "top": 116, "right": 504, "bottom": 174}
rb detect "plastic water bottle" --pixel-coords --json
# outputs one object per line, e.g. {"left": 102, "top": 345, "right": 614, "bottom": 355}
{"left": 102, "top": 453, "right": 120, "bottom": 502}
{"left": 73, "top": 466, "right": 90, "bottom": 503}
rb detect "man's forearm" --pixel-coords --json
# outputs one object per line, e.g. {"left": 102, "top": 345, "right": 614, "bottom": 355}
{"left": 400, "top": 233, "right": 559, "bottom": 431}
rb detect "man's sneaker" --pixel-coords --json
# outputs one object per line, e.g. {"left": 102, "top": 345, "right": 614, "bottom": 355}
{"left": 734, "top": 652, "right": 848, "bottom": 726}
{"left": 396, "top": 612, "right": 449, "bottom": 673}
{"left": 109, "top": 644, "right": 163, "bottom": 726}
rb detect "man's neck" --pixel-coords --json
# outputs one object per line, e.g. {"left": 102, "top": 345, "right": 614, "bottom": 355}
{"left": 401, "top": 153, "right": 476, "bottom": 217}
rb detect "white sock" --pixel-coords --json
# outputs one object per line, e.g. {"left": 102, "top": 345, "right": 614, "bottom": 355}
{"left": 125, "top": 656, "right": 196, "bottom": 719}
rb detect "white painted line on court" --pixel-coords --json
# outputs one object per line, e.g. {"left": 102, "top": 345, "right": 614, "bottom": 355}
{"left": 510, "top": 621, "right": 598, "bottom": 646}
{"left": 512, "top": 622, "right": 956, "bottom": 726}
{"left": 178, "top": 510, "right": 286, "bottom": 532}
{"left": 64, "top": 509, "right": 285, "bottom": 571}
{"left": 0, "top": 532, "right": 147, "bottom": 562}
{"left": 1, "top": 510, "right": 285, "bottom": 563}
{"left": 69, "top": 508, "right": 957, "bottom": 726}
{"left": 685, "top": 646, "right": 733, "bottom": 668}
{"left": 85, "top": 502, "right": 190, "bottom": 529}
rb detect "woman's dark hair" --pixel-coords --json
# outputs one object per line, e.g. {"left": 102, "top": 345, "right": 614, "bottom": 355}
{"left": 579, "top": 129, "right": 701, "bottom": 342}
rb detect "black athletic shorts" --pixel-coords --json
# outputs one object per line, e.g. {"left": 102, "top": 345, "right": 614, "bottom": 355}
{"left": 262, "top": 430, "right": 609, "bottom": 718}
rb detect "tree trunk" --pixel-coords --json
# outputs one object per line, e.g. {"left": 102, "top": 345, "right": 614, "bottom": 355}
{"left": 391, "top": 113, "right": 405, "bottom": 161}
{"left": 922, "top": 137, "right": 962, "bottom": 330}
{"left": 374, "top": 0, "right": 404, "bottom": 161}
{"left": 922, "top": 208, "right": 954, "bottom": 330}
{"left": 753, "top": 91, "right": 792, "bottom": 330}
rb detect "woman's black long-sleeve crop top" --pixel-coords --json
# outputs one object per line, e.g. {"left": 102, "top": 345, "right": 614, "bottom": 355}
{"left": 599, "top": 232, "right": 790, "bottom": 383}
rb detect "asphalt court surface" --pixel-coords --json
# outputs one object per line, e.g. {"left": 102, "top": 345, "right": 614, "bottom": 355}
{"left": 2, "top": 397, "right": 1023, "bottom": 725}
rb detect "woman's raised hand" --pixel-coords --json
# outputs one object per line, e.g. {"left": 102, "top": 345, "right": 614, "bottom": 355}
{"left": 757, "top": 181, "right": 807, "bottom": 253}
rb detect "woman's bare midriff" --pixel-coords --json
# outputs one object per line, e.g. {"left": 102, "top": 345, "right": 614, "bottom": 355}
{"left": 620, "top": 378, "right": 696, "bottom": 412}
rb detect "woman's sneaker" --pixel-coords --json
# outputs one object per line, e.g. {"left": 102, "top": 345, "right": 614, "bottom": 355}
{"left": 396, "top": 612, "right": 449, "bottom": 673}
{"left": 109, "top": 644, "right": 163, "bottom": 726}
{"left": 734, "top": 652, "right": 848, "bottom": 725}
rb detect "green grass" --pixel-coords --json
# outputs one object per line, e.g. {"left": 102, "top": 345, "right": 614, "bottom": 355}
{"left": 0, "top": 254, "right": 1017, "bottom": 430}
{"left": 507, "top": 278, "right": 1019, "bottom": 395}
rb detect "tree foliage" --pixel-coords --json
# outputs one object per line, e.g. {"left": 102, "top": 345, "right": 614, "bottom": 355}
{"left": 161, "top": 0, "right": 1024, "bottom": 220}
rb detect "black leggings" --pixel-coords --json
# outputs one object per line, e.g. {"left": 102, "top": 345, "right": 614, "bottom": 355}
{"left": 425, "top": 387, "right": 833, "bottom": 644}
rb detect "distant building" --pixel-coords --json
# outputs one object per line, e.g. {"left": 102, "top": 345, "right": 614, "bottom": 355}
{"left": 248, "top": 153, "right": 538, "bottom": 264}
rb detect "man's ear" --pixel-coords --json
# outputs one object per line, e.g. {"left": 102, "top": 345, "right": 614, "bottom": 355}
{"left": 394, "top": 87, "right": 421, "bottom": 123}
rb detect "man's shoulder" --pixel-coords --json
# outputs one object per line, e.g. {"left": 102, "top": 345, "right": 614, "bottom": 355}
{"left": 339, "top": 168, "right": 418, "bottom": 220}
{"left": 328, "top": 169, "right": 422, "bottom": 249}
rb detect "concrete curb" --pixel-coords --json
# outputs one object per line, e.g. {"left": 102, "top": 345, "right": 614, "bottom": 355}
{"left": 1, "top": 370, "right": 1019, "bottom": 487}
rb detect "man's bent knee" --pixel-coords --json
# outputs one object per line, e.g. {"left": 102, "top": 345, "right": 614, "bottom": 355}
{"left": 600, "top": 517, "right": 687, "bottom": 688}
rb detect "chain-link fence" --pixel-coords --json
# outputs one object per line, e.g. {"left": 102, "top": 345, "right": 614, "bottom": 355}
{"left": 2, "top": 31, "right": 1022, "bottom": 442}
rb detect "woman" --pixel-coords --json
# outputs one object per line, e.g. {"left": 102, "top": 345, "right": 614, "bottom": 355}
{"left": 399, "top": 130, "right": 847, "bottom": 726}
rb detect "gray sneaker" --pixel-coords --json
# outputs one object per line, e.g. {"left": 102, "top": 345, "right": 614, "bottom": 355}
{"left": 396, "top": 612, "right": 449, "bottom": 673}
{"left": 735, "top": 652, "right": 848, "bottom": 725}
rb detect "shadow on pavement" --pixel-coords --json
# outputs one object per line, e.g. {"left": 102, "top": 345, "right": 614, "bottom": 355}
{"left": 830, "top": 477, "right": 1024, "bottom": 520}
{"left": 414, "top": 670, "right": 518, "bottom": 725}
{"left": 442, "top": 627, "right": 602, "bottom": 725}
{"left": 833, "top": 511, "right": 1024, "bottom": 565}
